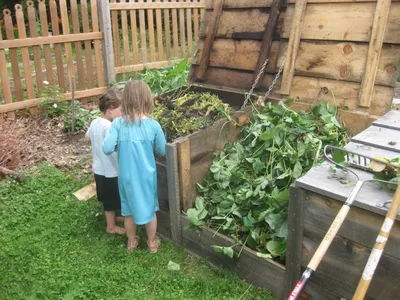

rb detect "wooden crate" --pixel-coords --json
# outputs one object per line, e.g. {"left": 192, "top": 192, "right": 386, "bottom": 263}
{"left": 190, "top": 0, "right": 400, "bottom": 135}
{"left": 155, "top": 85, "right": 253, "bottom": 242}
{"left": 285, "top": 110, "right": 400, "bottom": 299}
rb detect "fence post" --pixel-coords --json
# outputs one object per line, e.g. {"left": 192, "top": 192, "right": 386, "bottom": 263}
{"left": 98, "top": 0, "right": 116, "bottom": 85}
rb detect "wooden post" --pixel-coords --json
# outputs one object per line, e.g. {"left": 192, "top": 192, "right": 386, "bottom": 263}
{"left": 358, "top": 0, "right": 392, "bottom": 108}
{"left": 196, "top": 0, "right": 225, "bottom": 81}
{"left": 178, "top": 139, "right": 192, "bottom": 212}
{"left": 253, "top": 0, "right": 283, "bottom": 89}
{"left": 166, "top": 144, "right": 183, "bottom": 245}
{"left": 279, "top": 0, "right": 308, "bottom": 95}
{"left": 284, "top": 186, "right": 306, "bottom": 299}
{"left": 98, "top": 0, "right": 116, "bottom": 85}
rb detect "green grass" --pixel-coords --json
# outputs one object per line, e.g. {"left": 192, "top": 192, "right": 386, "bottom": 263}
{"left": 0, "top": 164, "right": 275, "bottom": 300}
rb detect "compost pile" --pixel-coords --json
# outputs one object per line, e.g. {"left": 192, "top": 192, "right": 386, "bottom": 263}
{"left": 153, "top": 92, "right": 231, "bottom": 142}
{"left": 186, "top": 101, "right": 348, "bottom": 261}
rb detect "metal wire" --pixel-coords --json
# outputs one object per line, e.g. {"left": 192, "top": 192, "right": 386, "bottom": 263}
{"left": 241, "top": 58, "right": 269, "bottom": 109}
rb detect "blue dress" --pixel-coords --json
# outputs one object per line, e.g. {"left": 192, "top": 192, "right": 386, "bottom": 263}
{"left": 103, "top": 117, "right": 166, "bottom": 225}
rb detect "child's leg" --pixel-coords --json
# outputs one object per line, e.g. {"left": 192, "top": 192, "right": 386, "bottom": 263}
{"left": 125, "top": 216, "right": 139, "bottom": 250}
{"left": 105, "top": 211, "right": 125, "bottom": 234}
{"left": 145, "top": 214, "right": 159, "bottom": 252}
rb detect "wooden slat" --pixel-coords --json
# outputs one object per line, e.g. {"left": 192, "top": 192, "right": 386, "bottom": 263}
{"left": 372, "top": 110, "right": 400, "bottom": 130}
{"left": 120, "top": 0, "right": 132, "bottom": 66}
{"left": 91, "top": 0, "right": 105, "bottom": 87}
{"left": 358, "top": 0, "right": 392, "bottom": 108}
{"left": 155, "top": 1, "right": 164, "bottom": 61}
{"left": 199, "top": 9, "right": 279, "bottom": 39}
{"left": 179, "top": 1, "right": 186, "bottom": 57}
{"left": 186, "top": 0, "right": 193, "bottom": 57}
{"left": 110, "top": 2, "right": 206, "bottom": 9}
{"left": 138, "top": 0, "right": 148, "bottom": 63}
{"left": 200, "top": 4, "right": 205, "bottom": 19}
{"left": 38, "top": 0, "right": 55, "bottom": 85}
{"left": 0, "top": 22, "right": 14, "bottom": 120}
{"left": 0, "top": 32, "right": 105, "bottom": 50}
{"left": 0, "top": 87, "right": 108, "bottom": 114}
{"left": 27, "top": 1, "right": 44, "bottom": 94}
{"left": 164, "top": 6, "right": 172, "bottom": 59}
{"left": 171, "top": 0, "right": 180, "bottom": 57}
{"left": 352, "top": 126, "right": 400, "bottom": 153}
{"left": 147, "top": 1, "right": 157, "bottom": 62}
{"left": 166, "top": 144, "right": 183, "bottom": 245}
{"left": 111, "top": 0, "right": 121, "bottom": 67}
{"left": 181, "top": 217, "right": 285, "bottom": 298}
{"left": 15, "top": 4, "right": 36, "bottom": 114}
{"left": 196, "top": 0, "right": 225, "bottom": 80}
{"left": 71, "top": 0, "right": 86, "bottom": 91}
{"left": 193, "top": 1, "right": 200, "bottom": 42}
{"left": 177, "top": 139, "right": 192, "bottom": 211}
{"left": 60, "top": 0, "right": 75, "bottom": 89}
{"left": 282, "top": 2, "right": 400, "bottom": 43}
{"left": 280, "top": 0, "right": 308, "bottom": 95}
{"left": 49, "top": 0, "right": 66, "bottom": 91}
{"left": 205, "top": 0, "right": 270, "bottom": 8}
{"left": 81, "top": 0, "right": 95, "bottom": 89}
{"left": 115, "top": 59, "right": 183, "bottom": 74}
{"left": 253, "top": 0, "right": 284, "bottom": 88}
{"left": 3, "top": 9, "right": 24, "bottom": 103}
{"left": 190, "top": 66, "right": 393, "bottom": 116}
{"left": 287, "top": 0, "right": 400, "bottom": 2}
{"left": 194, "top": 39, "right": 399, "bottom": 87}
{"left": 129, "top": 0, "right": 140, "bottom": 64}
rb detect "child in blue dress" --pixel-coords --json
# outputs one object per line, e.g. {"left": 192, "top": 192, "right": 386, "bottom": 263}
{"left": 103, "top": 80, "right": 166, "bottom": 253}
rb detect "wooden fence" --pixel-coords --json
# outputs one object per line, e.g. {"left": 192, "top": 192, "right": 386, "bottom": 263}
{"left": 109, "top": 0, "right": 205, "bottom": 75}
{"left": 0, "top": 0, "right": 206, "bottom": 120}
{"left": 0, "top": 0, "right": 107, "bottom": 120}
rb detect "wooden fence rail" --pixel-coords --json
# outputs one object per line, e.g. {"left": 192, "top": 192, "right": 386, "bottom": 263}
{"left": 110, "top": 0, "right": 205, "bottom": 75}
{"left": 0, "top": 0, "right": 206, "bottom": 120}
{"left": 0, "top": 0, "right": 105, "bottom": 120}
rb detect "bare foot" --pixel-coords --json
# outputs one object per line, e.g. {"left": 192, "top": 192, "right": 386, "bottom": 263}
{"left": 116, "top": 216, "right": 125, "bottom": 223}
{"left": 106, "top": 226, "right": 126, "bottom": 235}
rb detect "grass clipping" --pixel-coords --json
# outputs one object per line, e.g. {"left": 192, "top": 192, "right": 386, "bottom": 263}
{"left": 153, "top": 92, "right": 231, "bottom": 142}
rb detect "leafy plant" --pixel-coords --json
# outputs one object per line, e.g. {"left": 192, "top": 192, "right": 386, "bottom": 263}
{"left": 153, "top": 92, "right": 231, "bottom": 141}
{"left": 370, "top": 157, "right": 400, "bottom": 191}
{"left": 186, "top": 101, "right": 348, "bottom": 260}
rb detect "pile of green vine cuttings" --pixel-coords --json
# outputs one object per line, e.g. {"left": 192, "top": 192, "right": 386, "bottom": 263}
{"left": 186, "top": 101, "right": 348, "bottom": 262}
{"left": 153, "top": 92, "right": 231, "bottom": 142}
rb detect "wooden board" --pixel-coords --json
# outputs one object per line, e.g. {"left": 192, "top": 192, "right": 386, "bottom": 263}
{"left": 138, "top": 0, "right": 148, "bottom": 62}
{"left": 296, "top": 162, "right": 399, "bottom": 219}
{"left": 351, "top": 126, "right": 400, "bottom": 153}
{"left": 73, "top": 182, "right": 96, "bottom": 201}
{"left": 81, "top": 0, "right": 95, "bottom": 89}
{"left": 120, "top": 0, "right": 132, "bottom": 66}
{"left": 372, "top": 110, "right": 400, "bottom": 130}
{"left": 181, "top": 217, "right": 285, "bottom": 298}
{"left": 190, "top": 65, "right": 393, "bottom": 116}
{"left": 302, "top": 224, "right": 400, "bottom": 299}
{"left": 345, "top": 142, "right": 400, "bottom": 160}
{"left": 70, "top": 0, "right": 86, "bottom": 91}
{"left": 39, "top": 0, "right": 55, "bottom": 86}
{"left": 129, "top": 0, "right": 140, "bottom": 64}
{"left": 111, "top": 0, "right": 121, "bottom": 67}
{"left": 90, "top": 0, "right": 105, "bottom": 87}
{"left": 0, "top": 22, "right": 14, "bottom": 120}
{"left": 194, "top": 39, "right": 400, "bottom": 87}
{"left": 282, "top": 2, "right": 400, "bottom": 43}
{"left": 303, "top": 192, "right": 400, "bottom": 259}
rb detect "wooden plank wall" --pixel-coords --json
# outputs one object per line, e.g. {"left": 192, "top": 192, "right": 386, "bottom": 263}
{"left": 190, "top": 0, "right": 400, "bottom": 135}
{"left": 0, "top": 0, "right": 106, "bottom": 119}
{"left": 109, "top": 0, "right": 206, "bottom": 75}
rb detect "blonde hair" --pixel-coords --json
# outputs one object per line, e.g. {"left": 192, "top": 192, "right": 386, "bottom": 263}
{"left": 122, "top": 80, "right": 154, "bottom": 123}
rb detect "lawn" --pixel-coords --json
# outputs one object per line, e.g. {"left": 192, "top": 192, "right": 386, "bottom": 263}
{"left": 0, "top": 164, "right": 275, "bottom": 300}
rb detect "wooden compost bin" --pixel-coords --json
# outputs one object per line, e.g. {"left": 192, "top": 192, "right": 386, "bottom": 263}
{"left": 191, "top": 0, "right": 400, "bottom": 136}
{"left": 159, "top": 0, "right": 400, "bottom": 298}
{"left": 155, "top": 85, "right": 253, "bottom": 239}
{"left": 286, "top": 110, "right": 400, "bottom": 299}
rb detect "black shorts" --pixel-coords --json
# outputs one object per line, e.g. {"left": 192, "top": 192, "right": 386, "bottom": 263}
{"left": 94, "top": 174, "right": 121, "bottom": 211}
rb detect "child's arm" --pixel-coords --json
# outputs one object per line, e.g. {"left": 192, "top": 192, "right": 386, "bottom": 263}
{"left": 103, "top": 119, "right": 119, "bottom": 155}
{"left": 154, "top": 122, "right": 167, "bottom": 157}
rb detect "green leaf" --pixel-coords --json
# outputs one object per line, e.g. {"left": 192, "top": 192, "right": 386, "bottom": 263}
{"left": 333, "top": 149, "right": 346, "bottom": 164}
{"left": 266, "top": 240, "right": 286, "bottom": 257}
{"left": 292, "top": 161, "right": 303, "bottom": 179}
{"left": 167, "top": 261, "right": 181, "bottom": 271}
{"left": 265, "top": 213, "right": 283, "bottom": 231}
{"left": 212, "top": 245, "right": 234, "bottom": 258}
{"left": 256, "top": 252, "right": 272, "bottom": 259}
{"left": 195, "top": 197, "right": 205, "bottom": 210}
{"left": 276, "top": 221, "right": 288, "bottom": 239}
{"left": 277, "top": 169, "right": 291, "bottom": 180}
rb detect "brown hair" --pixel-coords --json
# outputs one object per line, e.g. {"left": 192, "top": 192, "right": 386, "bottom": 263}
{"left": 98, "top": 87, "right": 122, "bottom": 113}
{"left": 122, "top": 80, "right": 154, "bottom": 123}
